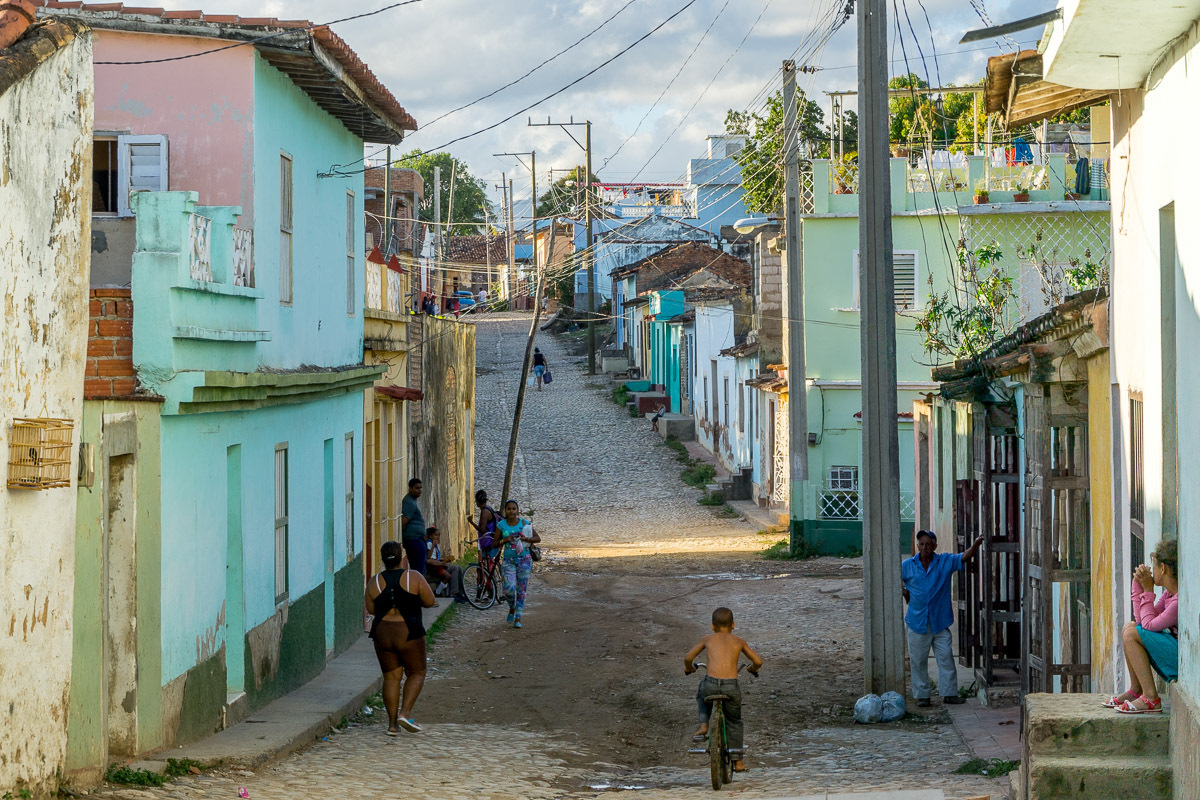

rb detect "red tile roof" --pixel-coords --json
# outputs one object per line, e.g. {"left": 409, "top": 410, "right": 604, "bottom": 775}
{"left": 34, "top": 1, "right": 417, "bottom": 137}
{"left": 445, "top": 234, "right": 508, "bottom": 266}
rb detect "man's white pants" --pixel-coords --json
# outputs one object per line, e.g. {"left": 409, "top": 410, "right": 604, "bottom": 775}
{"left": 906, "top": 626, "right": 957, "bottom": 699}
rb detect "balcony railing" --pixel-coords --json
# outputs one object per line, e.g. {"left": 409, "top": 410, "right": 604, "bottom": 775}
{"left": 816, "top": 485, "right": 917, "bottom": 521}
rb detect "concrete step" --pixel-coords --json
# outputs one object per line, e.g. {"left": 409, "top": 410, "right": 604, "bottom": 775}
{"left": 1025, "top": 693, "right": 1170, "bottom": 758}
{"left": 1028, "top": 754, "right": 1172, "bottom": 800}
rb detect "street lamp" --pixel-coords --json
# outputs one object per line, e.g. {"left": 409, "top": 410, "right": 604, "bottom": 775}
{"left": 732, "top": 216, "right": 781, "bottom": 234}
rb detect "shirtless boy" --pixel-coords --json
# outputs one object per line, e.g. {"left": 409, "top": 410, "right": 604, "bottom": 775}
{"left": 684, "top": 607, "right": 764, "bottom": 772}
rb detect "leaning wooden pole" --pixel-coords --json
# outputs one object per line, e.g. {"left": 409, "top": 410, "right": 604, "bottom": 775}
{"left": 501, "top": 218, "right": 556, "bottom": 504}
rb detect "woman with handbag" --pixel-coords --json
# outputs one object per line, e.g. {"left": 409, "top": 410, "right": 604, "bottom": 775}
{"left": 494, "top": 499, "right": 541, "bottom": 628}
{"left": 365, "top": 540, "right": 437, "bottom": 734}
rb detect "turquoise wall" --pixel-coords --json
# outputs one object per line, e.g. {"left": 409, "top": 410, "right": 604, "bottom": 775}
{"left": 159, "top": 394, "right": 362, "bottom": 683}
{"left": 252, "top": 54, "right": 365, "bottom": 370}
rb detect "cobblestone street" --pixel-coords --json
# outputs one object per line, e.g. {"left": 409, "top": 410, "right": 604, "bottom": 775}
{"left": 93, "top": 315, "right": 1008, "bottom": 800}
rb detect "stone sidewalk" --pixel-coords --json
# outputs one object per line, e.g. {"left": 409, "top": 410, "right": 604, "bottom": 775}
{"left": 133, "top": 601, "right": 457, "bottom": 772}
{"left": 946, "top": 698, "right": 1022, "bottom": 763}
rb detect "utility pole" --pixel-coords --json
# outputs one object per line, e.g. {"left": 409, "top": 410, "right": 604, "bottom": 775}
{"left": 507, "top": 178, "right": 516, "bottom": 299}
{"left": 859, "top": 0, "right": 905, "bottom": 695}
{"left": 782, "top": 61, "right": 810, "bottom": 548}
{"left": 495, "top": 151, "right": 537, "bottom": 304}
{"left": 383, "top": 146, "right": 391, "bottom": 255}
{"left": 433, "top": 165, "right": 441, "bottom": 304}
{"left": 528, "top": 117, "right": 596, "bottom": 374}
{"left": 501, "top": 219, "right": 556, "bottom": 504}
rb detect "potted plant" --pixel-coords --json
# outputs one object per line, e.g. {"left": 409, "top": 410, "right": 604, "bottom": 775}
{"left": 1012, "top": 182, "right": 1030, "bottom": 203}
{"left": 973, "top": 181, "right": 990, "bottom": 205}
{"left": 832, "top": 154, "right": 856, "bottom": 194}
{"left": 1064, "top": 191, "right": 1082, "bottom": 201}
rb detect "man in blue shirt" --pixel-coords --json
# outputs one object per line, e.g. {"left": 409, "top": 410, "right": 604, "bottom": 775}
{"left": 401, "top": 478, "right": 427, "bottom": 576}
{"left": 901, "top": 530, "right": 984, "bottom": 706}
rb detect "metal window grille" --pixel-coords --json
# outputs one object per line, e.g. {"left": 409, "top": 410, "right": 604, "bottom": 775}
{"left": 274, "top": 444, "right": 289, "bottom": 603}
{"left": 346, "top": 191, "right": 356, "bottom": 316}
{"left": 821, "top": 466, "right": 860, "bottom": 520}
{"left": 828, "top": 466, "right": 859, "bottom": 490}
{"left": 1130, "top": 395, "right": 1145, "bottom": 570}
{"left": 344, "top": 434, "right": 355, "bottom": 563}
{"left": 280, "top": 154, "right": 293, "bottom": 305}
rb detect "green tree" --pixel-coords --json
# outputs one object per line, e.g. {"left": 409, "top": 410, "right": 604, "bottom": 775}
{"left": 725, "top": 89, "right": 825, "bottom": 214}
{"left": 395, "top": 150, "right": 492, "bottom": 236}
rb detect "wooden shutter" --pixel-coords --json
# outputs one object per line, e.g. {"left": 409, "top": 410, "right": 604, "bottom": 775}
{"left": 117, "top": 134, "right": 168, "bottom": 216}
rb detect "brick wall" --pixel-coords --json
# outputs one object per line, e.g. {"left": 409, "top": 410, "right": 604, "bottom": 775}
{"left": 85, "top": 288, "right": 137, "bottom": 398}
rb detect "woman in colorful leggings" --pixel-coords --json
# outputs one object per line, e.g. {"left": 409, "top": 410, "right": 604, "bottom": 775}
{"left": 494, "top": 499, "right": 540, "bottom": 628}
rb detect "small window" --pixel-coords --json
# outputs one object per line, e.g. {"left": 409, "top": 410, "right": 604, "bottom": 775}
{"left": 274, "top": 444, "right": 289, "bottom": 604}
{"left": 828, "top": 466, "right": 859, "bottom": 491}
{"left": 344, "top": 434, "right": 355, "bottom": 562}
{"left": 346, "top": 191, "right": 356, "bottom": 316}
{"left": 93, "top": 138, "right": 118, "bottom": 214}
{"left": 853, "top": 250, "right": 919, "bottom": 311}
{"left": 280, "top": 154, "right": 294, "bottom": 305}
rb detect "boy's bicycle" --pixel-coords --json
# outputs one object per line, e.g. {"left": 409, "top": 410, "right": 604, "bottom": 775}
{"left": 462, "top": 538, "right": 504, "bottom": 610}
{"left": 691, "top": 662, "right": 751, "bottom": 791}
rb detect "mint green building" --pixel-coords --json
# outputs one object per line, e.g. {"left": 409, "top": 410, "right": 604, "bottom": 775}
{"left": 62, "top": 11, "right": 416, "bottom": 784}
{"left": 790, "top": 155, "right": 1109, "bottom": 555}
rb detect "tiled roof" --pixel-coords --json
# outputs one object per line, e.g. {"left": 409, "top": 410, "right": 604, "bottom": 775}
{"left": 35, "top": 2, "right": 417, "bottom": 140}
{"left": 619, "top": 241, "right": 751, "bottom": 293}
{"left": 0, "top": 14, "right": 86, "bottom": 98}
{"left": 444, "top": 234, "right": 507, "bottom": 265}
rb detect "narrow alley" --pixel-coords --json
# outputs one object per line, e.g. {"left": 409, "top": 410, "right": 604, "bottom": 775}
{"left": 90, "top": 316, "right": 1004, "bottom": 800}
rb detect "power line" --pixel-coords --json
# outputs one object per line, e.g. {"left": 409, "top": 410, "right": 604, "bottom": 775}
{"left": 419, "top": 0, "right": 700, "bottom": 153}
{"left": 419, "top": 0, "right": 642, "bottom": 131}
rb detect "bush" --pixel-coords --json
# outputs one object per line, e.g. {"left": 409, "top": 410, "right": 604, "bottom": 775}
{"left": 698, "top": 491, "right": 725, "bottom": 506}
{"left": 612, "top": 385, "right": 631, "bottom": 406}
{"left": 681, "top": 462, "right": 716, "bottom": 488}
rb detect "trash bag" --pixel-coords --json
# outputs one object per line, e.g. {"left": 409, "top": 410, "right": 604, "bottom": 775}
{"left": 853, "top": 693, "right": 883, "bottom": 724}
{"left": 880, "top": 691, "right": 906, "bottom": 722}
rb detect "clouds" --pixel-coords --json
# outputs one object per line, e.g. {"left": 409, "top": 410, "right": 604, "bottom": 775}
{"left": 153, "top": 0, "right": 1046, "bottom": 209}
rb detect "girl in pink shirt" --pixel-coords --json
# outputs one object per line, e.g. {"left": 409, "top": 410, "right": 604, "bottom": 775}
{"left": 1106, "top": 539, "right": 1179, "bottom": 714}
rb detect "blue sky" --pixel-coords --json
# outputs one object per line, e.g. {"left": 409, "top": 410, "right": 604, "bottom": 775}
{"left": 154, "top": 0, "right": 1048, "bottom": 215}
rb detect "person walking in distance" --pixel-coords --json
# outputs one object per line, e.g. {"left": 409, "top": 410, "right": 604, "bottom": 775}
{"left": 401, "top": 478, "right": 428, "bottom": 576}
{"left": 901, "top": 530, "right": 983, "bottom": 706}
{"left": 365, "top": 541, "right": 437, "bottom": 734}
{"left": 494, "top": 499, "right": 540, "bottom": 628}
{"left": 532, "top": 347, "right": 548, "bottom": 392}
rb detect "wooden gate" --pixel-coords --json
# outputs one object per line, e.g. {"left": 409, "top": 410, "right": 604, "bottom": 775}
{"left": 957, "top": 403, "right": 1022, "bottom": 689}
{"left": 1023, "top": 385, "right": 1092, "bottom": 694}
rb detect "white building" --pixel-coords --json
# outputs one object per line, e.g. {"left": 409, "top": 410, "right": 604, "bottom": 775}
{"left": 0, "top": 14, "right": 93, "bottom": 795}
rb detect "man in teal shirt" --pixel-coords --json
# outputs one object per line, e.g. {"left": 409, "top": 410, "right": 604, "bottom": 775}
{"left": 901, "top": 530, "right": 983, "bottom": 706}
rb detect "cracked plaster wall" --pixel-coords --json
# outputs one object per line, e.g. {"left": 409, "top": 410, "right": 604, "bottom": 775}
{"left": 0, "top": 32, "right": 94, "bottom": 795}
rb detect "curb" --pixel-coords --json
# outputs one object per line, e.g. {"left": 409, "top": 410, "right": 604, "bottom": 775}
{"left": 141, "top": 600, "right": 457, "bottom": 773}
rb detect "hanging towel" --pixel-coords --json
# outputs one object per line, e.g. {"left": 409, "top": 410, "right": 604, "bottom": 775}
{"left": 1074, "top": 157, "right": 1091, "bottom": 195}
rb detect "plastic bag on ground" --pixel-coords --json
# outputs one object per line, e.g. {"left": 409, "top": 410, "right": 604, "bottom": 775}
{"left": 880, "top": 690, "right": 906, "bottom": 722}
{"left": 853, "top": 693, "right": 883, "bottom": 724}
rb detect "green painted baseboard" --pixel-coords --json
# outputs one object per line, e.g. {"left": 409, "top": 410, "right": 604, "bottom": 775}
{"left": 333, "top": 554, "right": 365, "bottom": 655}
{"left": 175, "top": 649, "right": 227, "bottom": 745}
{"left": 791, "top": 519, "right": 915, "bottom": 557}
{"left": 242, "top": 585, "right": 326, "bottom": 709}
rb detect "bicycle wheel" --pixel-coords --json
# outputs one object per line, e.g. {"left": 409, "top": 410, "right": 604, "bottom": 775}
{"left": 708, "top": 703, "right": 724, "bottom": 790}
{"left": 721, "top": 741, "right": 732, "bottom": 785}
{"left": 462, "top": 563, "right": 495, "bottom": 609}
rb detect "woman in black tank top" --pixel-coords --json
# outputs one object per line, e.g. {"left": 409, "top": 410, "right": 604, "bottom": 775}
{"left": 366, "top": 541, "right": 437, "bottom": 734}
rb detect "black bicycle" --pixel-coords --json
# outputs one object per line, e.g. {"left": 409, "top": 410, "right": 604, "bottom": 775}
{"left": 691, "top": 662, "right": 751, "bottom": 790}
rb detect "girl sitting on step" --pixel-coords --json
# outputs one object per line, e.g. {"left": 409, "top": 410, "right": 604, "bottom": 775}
{"left": 1104, "top": 538, "right": 1179, "bottom": 714}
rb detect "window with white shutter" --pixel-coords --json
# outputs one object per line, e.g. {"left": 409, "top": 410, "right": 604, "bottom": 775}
{"left": 280, "top": 153, "right": 293, "bottom": 305}
{"left": 116, "top": 134, "right": 168, "bottom": 217}
{"left": 852, "top": 250, "right": 920, "bottom": 311}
